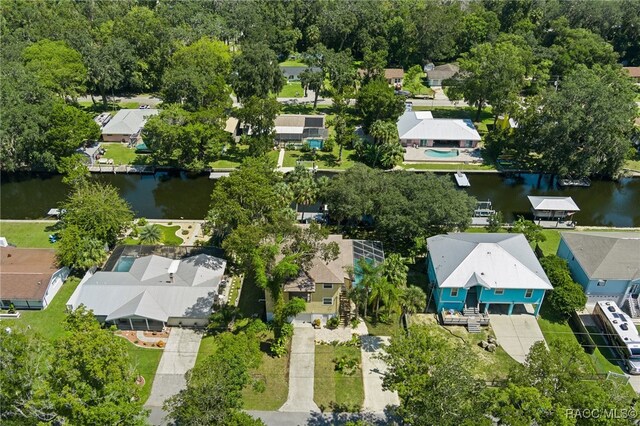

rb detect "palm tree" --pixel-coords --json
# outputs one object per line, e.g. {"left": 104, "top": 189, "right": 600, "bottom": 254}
{"left": 139, "top": 224, "right": 162, "bottom": 245}
{"left": 357, "top": 258, "right": 384, "bottom": 319}
{"left": 399, "top": 286, "right": 427, "bottom": 321}
{"left": 368, "top": 120, "right": 400, "bottom": 167}
{"left": 293, "top": 178, "right": 317, "bottom": 221}
{"left": 383, "top": 254, "right": 408, "bottom": 288}
{"left": 379, "top": 140, "right": 404, "bottom": 169}
{"left": 274, "top": 182, "right": 294, "bottom": 207}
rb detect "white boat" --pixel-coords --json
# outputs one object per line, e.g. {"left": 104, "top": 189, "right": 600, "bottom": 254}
{"left": 454, "top": 171, "right": 470, "bottom": 187}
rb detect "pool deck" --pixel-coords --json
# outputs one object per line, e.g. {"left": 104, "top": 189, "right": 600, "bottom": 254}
{"left": 403, "top": 147, "right": 482, "bottom": 163}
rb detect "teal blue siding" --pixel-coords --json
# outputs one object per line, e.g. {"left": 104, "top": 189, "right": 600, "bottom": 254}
{"left": 480, "top": 288, "right": 545, "bottom": 304}
{"left": 557, "top": 238, "right": 590, "bottom": 288}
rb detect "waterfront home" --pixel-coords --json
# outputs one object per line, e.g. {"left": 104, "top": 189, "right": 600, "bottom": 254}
{"left": 266, "top": 236, "right": 384, "bottom": 324}
{"left": 397, "top": 110, "right": 481, "bottom": 149}
{"left": 67, "top": 249, "right": 227, "bottom": 330}
{"left": 557, "top": 232, "right": 640, "bottom": 309}
{"left": 274, "top": 114, "right": 328, "bottom": 145}
{"left": 0, "top": 248, "right": 70, "bottom": 310}
{"left": 527, "top": 196, "right": 580, "bottom": 221}
{"left": 427, "top": 233, "right": 553, "bottom": 316}
{"left": 101, "top": 108, "right": 158, "bottom": 144}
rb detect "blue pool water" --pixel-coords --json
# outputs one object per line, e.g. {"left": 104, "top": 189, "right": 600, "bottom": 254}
{"left": 115, "top": 256, "right": 135, "bottom": 272}
{"left": 425, "top": 149, "right": 459, "bottom": 158}
{"left": 307, "top": 139, "right": 323, "bottom": 149}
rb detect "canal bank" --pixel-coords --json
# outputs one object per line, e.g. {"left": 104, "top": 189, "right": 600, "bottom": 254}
{"left": 2, "top": 171, "right": 639, "bottom": 227}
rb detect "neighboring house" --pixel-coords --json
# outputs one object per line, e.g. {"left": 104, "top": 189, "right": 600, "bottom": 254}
{"left": 557, "top": 232, "right": 640, "bottom": 307}
{"left": 397, "top": 110, "right": 481, "bottom": 148}
{"left": 225, "top": 117, "right": 239, "bottom": 139}
{"left": 0, "top": 248, "right": 70, "bottom": 310}
{"left": 280, "top": 66, "right": 322, "bottom": 82}
{"left": 426, "top": 63, "right": 459, "bottom": 86}
{"left": 67, "top": 250, "right": 227, "bottom": 330}
{"left": 623, "top": 67, "right": 640, "bottom": 83}
{"left": 274, "top": 114, "right": 328, "bottom": 144}
{"left": 527, "top": 196, "right": 580, "bottom": 221}
{"left": 101, "top": 108, "right": 159, "bottom": 143}
{"left": 384, "top": 68, "right": 404, "bottom": 87}
{"left": 427, "top": 233, "right": 553, "bottom": 316}
{"left": 266, "top": 236, "right": 384, "bottom": 323}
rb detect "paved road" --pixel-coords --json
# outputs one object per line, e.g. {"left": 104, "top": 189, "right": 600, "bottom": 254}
{"left": 78, "top": 94, "right": 162, "bottom": 107}
{"left": 248, "top": 410, "right": 393, "bottom": 426}
{"left": 145, "top": 328, "right": 203, "bottom": 425}
{"left": 280, "top": 326, "right": 320, "bottom": 412}
{"left": 360, "top": 336, "right": 400, "bottom": 412}
{"left": 489, "top": 312, "right": 545, "bottom": 364}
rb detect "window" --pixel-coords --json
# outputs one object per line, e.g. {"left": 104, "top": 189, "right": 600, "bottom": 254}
{"left": 323, "top": 297, "right": 333, "bottom": 305}
{"left": 597, "top": 280, "right": 606, "bottom": 287}
{"left": 450, "top": 288, "right": 459, "bottom": 297}
{"left": 323, "top": 284, "right": 333, "bottom": 289}
{"left": 525, "top": 289, "right": 533, "bottom": 298}
{"left": 494, "top": 288, "right": 504, "bottom": 295}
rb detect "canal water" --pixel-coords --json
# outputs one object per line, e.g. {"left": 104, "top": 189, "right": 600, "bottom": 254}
{"left": 2, "top": 172, "right": 639, "bottom": 227}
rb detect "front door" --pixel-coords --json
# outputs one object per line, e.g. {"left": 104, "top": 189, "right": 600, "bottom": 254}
{"left": 465, "top": 286, "right": 478, "bottom": 309}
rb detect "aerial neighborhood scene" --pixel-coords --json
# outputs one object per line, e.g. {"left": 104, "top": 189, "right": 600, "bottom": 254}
{"left": 2, "top": 0, "right": 640, "bottom": 425}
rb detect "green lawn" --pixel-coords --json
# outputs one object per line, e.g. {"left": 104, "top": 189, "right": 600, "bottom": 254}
{"left": 278, "top": 82, "right": 305, "bottom": 98}
{"left": 195, "top": 335, "right": 218, "bottom": 366}
{"left": 402, "top": 163, "right": 496, "bottom": 171}
{"left": 16, "top": 276, "right": 163, "bottom": 404}
{"left": 0, "top": 221, "right": 60, "bottom": 247}
{"left": 538, "top": 230, "right": 561, "bottom": 256}
{"left": 210, "top": 147, "right": 279, "bottom": 169}
{"left": 364, "top": 313, "right": 401, "bottom": 336}
{"left": 625, "top": 159, "right": 640, "bottom": 171}
{"left": 283, "top": 146, "right": 357, "bottom": 169}
{"left": 101, "top": 143, "right": 150, "bottom": 165}
{"left": 17, "top": 277, "right": 81, "bottom": 339}
{"left": 122, "top": 225, "right": 183, "bottom": 246}
{"left": 314, "top": 344, "right": 364, "bottom": 412}
{"left": 126, "top": 345, "right": 163, "bottom": 404}
{"left": 237, "top": 271, "right": 265, "bottom": 318}
{"left": 279, "top": 59, "right": 307, "bottom": 67}
{"left": 242, "top": 334, "right": 290, "bottom": 410}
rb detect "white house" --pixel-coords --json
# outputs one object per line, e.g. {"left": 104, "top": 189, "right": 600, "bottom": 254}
{"left": 101, "top": 108, "right": 159, "bottom": 143}
{"left": 397, "top": 110, "right": 481, "bottom": 148}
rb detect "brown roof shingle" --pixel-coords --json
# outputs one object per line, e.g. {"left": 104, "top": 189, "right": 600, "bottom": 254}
{"left": 624, "top": 67, "right": 640, "bottom": 78}
{"left": 384, "top": 68, "right": 405, "bottom": 79}
{"left": 0, "top": 248, "right": 58, "bottom": 300}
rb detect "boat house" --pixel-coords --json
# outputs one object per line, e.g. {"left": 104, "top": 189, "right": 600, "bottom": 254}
{"left": 527, "top": 196, "right": 580, "bottom": 221}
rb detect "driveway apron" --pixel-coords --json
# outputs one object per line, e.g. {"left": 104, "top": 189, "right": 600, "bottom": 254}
{"left": 360, "top": 335, "right": 400, "bottom": 412}
{"left": 279, "top": 326, "right": 320, "bottom": 412}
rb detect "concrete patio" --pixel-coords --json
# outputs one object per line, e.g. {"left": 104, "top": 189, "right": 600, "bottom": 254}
{"left": 403, "top": 146, "right": 482, "bottom": 163}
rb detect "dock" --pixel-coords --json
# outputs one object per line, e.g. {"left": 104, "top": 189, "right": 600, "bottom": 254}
{"left": 454, "top": 171, "right": 470, "bottom": 187}
{"left": 88, "top": 165, "right": 155, "bottom": 174}
{"left": 209, "top": 172, "right": 230, "bottom": 179}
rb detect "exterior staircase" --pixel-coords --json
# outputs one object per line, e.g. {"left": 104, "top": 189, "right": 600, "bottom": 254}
{"left": 467, "top": 318, "right": 481, "bottom": 333}
{"left": 463, "top": 306, "right": 480, "bottom": 316}
{"left": 625, "top": 296, "right": 640, "bottom": 319}
{"left": 339, "top": 286, "right": 351, "bottom": 326}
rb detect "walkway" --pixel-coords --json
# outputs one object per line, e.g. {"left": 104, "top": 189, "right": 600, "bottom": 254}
{"left": 145, "top": 328, "right": 203, "bottom": 425}
{"left": 360, "top": 336, "right": 400, "bottom": 412}
{"left": 489, "top": 309, "right": 545, "bottom": 364}
{"left": 279, "top": 326, "right": 320, "bottom": 413}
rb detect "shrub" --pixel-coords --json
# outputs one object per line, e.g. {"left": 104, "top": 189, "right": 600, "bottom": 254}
{"left": 130, "top": 227, "right": 139, "bottom": 238}
{"left": 134, "top": 339, "right": 139, "bottom": 344}
{"left": 252, "top": 378, "right": 266, "bottom": 393}
{"left": 285, "top": 143, "right": 296, "bottom": 150}
{"left": 321, "top": 137, "right": 335, "bottom": 152}
{"left": 280, "top": 323, "right": 294, "bottom": 339}
{"left": 270, "top": 337, "right": 288, "bottom": 357}
{"left": 312, "top": 318, "right": 321, "bottom": 328}
{"left": 156, "top": 340, "right": 165, "bottom": 348}
{"left": 350, "top": 317, "right": 360, "bottom": 328}
{"left": 326, "top": 316, "right": 340, "bottom": 329}
{"left": 181, "top": 229, "right": 189, "bottom": 235}
{"left": 137, "top": 217, "right": 148, "bottom": 226}
{"left": 300, "top": 141, "right": 311, "bottom": 152}
{"left": 167, "top": 221, "right": 173, "bottom": 225}
{"left": 334, "top": 355, "right": 359, "bottom": 375}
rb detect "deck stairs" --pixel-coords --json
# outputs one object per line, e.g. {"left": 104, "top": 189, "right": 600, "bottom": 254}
{"left": 464, "top": 306, "right": 480, "bottom": 316}
{"left": 339, "top": 286, "right": 351, "bottom": 326}
{"left": 466, "top": 319, "right": 481, "bottom": 333}
{"left": 625, "top": 297, "right": 640, "bottom": 319}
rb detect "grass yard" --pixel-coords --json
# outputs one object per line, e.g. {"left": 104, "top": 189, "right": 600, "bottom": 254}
{"left": 210, "top": 147, "right": 279, "bottom": 169}
{"left": 283, "top": 146, "right": 357, "bottom": 169}
{"left": 195, "top": 335, "right": 218, "bottom": 366}
{"left": 625, "top": 159, "right": 640, "bottom": 171}
{"left": 409, "top": 314, "right": 519, "bottom": 381}
{"left": 126, "top": 345, "right": 163, "bottom": 403}
{"left": 101, "top": 143, "right": 150, "bottom": 165}
{"left": 537, "top": 230, "right": 561, "bottom": 256}
{"left": 122, "top": 224, "right": 183, "bottom": 246}
{"left": 314, "top": 344, "right": 364, "bottom": 412}
{"left": 242, "top": 334, "right": 290, "bottom": 410}
{"left": 16, "top": 276, "right": 163, "bottom": 404}
{"left": 0, "top": 221, "right": 60, "bottom": 248}
{"left": 279, "top": 59, "right": 306, "bottom": 67}
{"left": 280, "top": 103, "right": 335, "bottom": 115}
{"left": 278, "top": 81, "right": 305, "bottom": 98}
{"left": 237, "top": 271, "right": 266, "bottom": 319}
{"left": 402, "top": 163, "right": 496, "bottom": 171}
{"left": 364, "top": 313, "right": 401, "bottom": 336}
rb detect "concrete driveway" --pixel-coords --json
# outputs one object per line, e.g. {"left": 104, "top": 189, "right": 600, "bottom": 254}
{"left": 280, "top": 326, "right": 319, "bottom": 413}
{"left": 360, "top": 336, "right": 400, "bottom": 412}
{"left": 489, "top": 312, "right": 545, "bottom": 364}
{"left": 145, "top": 328, "right": 203, "bottom": 425}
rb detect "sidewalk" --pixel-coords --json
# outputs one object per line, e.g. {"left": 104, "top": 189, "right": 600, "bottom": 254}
{"left": 360, "top": 336, "right": 400, "bottom": 412}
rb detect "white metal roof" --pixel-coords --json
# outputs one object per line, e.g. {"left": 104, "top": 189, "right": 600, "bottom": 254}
{"left": 101, "top": 109, "right": 158, "bottom": 136}
{"left": 275, "top": 126, "right": 304, "bottom": 134}
{"left": 427, "top": 233, "right": 553, "bottom": 290}
{"left": 527, "top": 196, "right": 580, "bottom": 211}
{"left": 68, "top": 254, "right": 226, "bottom": 322}
{"left": 397, "top": 111, "right": 481, "bottom": 141}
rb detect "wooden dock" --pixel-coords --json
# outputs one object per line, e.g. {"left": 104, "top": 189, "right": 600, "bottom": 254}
{"left": 88, "top": 165, "right": 155, "bottom": 174}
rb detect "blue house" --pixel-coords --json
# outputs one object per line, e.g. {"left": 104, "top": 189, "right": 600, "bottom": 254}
{"left": 557, "top": 232, "right": 640, "bottom": 308}
{"left": 427, "top": 233, "right": 553, "bottom": 316}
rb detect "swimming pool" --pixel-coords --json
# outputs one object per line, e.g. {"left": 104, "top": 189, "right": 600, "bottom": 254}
{"left": 425, "top": 148, "right": 459, "bottom": 158}
{"left": 115, "top": 256, "right": 135, "bottom": 272}
{"left": 307, "top": 139, "right": 323, "bottom": 149}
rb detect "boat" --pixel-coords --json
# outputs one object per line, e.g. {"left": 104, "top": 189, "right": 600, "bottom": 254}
{"left": 557, "top": 176, "right": 591, "bottom": 188}
{"left": 454, "top": 171, "right": 470, "bottom": 187}
{"left": 209, "top": 172, "right": 230, "bottom": 180}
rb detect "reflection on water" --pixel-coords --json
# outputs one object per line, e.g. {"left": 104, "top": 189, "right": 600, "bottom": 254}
{"left": 1, "top": 171, "right": 639, "bottom": 226}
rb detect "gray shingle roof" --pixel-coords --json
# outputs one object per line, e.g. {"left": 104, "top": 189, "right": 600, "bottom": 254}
{"left": 101, "top": 109, "right": 158, "bottom": 135}
{"left": 561, "top": 232, "right": 640, "bottom": 280}
{"left": 427, "top": 233, "right": 552, "bottom": 290}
